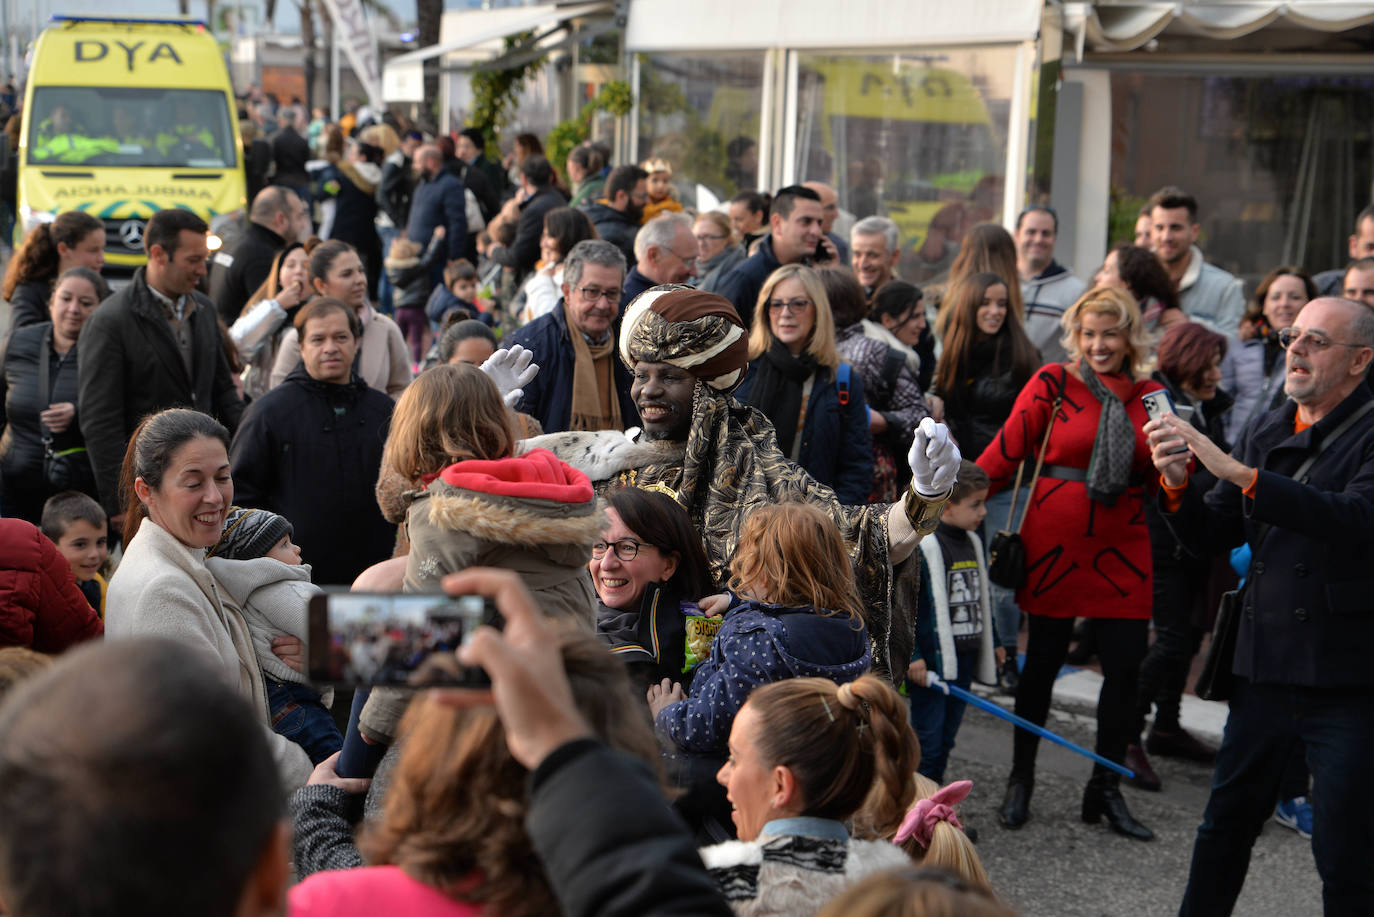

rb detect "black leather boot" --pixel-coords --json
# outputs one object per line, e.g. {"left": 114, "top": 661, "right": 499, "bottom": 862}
{"left": 1082, "top": 766, "right": 1154, "bottom": 841}
{"left": 999, "top": 775, "right": 1033, "bottom": 829}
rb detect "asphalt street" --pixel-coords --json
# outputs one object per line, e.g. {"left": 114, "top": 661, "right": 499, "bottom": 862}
{"left": 943, "top": 699, "right": 1323, "bottom": 916}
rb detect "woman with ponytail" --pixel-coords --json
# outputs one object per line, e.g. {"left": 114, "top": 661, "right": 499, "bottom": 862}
{"left": 3, "top": 211, "right": 105, "bottom": 330}
{"left": 700, "top": 674, "right": 916, "bottom": 916}
{"left": 892, "top": 777, "right": 992, "bottom": 893}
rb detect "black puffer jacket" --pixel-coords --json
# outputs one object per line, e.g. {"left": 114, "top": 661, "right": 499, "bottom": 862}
{"left": 580, "top": 200, "right": 639, "bottom": 266}
{"left": 0, "top": 323, "right": 94, "bottom": 519}
{"left": 229, "top": 365, "right": 395, "bottom": 588}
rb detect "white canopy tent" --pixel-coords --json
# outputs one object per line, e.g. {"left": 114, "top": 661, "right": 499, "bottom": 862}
{"left": 382, "top": 1, "right": 613, "bottom": 103}
{"left": 1062, "top": 1, "right": 1374, "bottom": 55}
{"left": 623, "top": 0, "right": 1044, "bottom": 50}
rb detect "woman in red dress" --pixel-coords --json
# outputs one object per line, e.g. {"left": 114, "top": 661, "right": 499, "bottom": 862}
{"left": 976, "top": 285, "right": 1162, "bottom": 841}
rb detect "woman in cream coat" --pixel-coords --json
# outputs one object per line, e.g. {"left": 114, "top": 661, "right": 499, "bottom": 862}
{"left": 104, "top": 408, "right": 311, "bottom": 789}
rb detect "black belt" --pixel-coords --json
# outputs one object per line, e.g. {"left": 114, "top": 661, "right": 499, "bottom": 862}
{"left": 1041, "top": 464, "right": 1146, "bottom": 487}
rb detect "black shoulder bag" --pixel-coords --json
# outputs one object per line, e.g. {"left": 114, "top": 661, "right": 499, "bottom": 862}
{"left": 1195, "top": 399, "right": 1374, "bottom": 701}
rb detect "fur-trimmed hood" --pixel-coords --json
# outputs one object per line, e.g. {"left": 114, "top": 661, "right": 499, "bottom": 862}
{"left": 416, "top": 449, "right": 604, "bottom": 548}
{"left": 519, "top": 429, "right": 685, "bottom": 482}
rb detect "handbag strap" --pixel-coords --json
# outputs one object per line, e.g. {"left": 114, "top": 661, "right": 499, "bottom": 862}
{"left": 1013, "top": 393, "right": 1063, "bottom": 533}
{"left": 37, "top": 325, "right": 52, "bottom": 445}
{"left": 1252, "top": 398, "right": 1374, "bottom": 547}
{"left": 1002, "top": 458, "right": 1027, "bottom": 529}
{"left": 1007, "top": 370, "right": 1067, "bottom": 534}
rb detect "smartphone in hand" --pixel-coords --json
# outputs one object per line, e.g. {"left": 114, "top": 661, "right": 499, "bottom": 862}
{"left": 1141, "top": 390, "right": 1190, "bottom": 455}
{"left": 307, "top": 591, "right": 501, "bottom": 687}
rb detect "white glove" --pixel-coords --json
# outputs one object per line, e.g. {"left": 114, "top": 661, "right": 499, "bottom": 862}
{"left": 908, "top": 417, "right": 961, "bottom": 497}
{"left": 480, "top": 345, "right": 539, "bottom": 408}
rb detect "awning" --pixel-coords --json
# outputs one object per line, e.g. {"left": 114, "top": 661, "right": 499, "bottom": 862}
{"left": 382, "top": 1, "right": 612, "bottom": 101}
{"left": 1063, "top": 2, "right": 1374, "bottom": 53}
{"left": 624, "top": 0, "right": 1044, "bottom": 52}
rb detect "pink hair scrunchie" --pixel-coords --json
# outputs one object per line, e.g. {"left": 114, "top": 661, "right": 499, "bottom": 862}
{"left": 893, "top": 780, "right": 973, "bottom": 850}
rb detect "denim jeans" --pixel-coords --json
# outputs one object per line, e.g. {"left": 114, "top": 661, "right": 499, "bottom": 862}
{"left": 267, "top": 677, "right": 343, "bottom": 765}
{"left": 980, "top": 485, "right": 1027, "bottom": 650}
{"left": 909, "top": 650, "right": 977, "bottom": 782}
{"left": 376, "top": 224, "right": 400, "bottom": 315}
{"left": 1179, "top": 680, "right": 1374, "bottom": 916}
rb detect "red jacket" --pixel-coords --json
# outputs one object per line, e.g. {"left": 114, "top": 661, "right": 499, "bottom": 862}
{"left": 977, "top": 364, "right": 1162, "bottom": 620}
{"left": 0, "top": 518, "right": 104, "bottom": 651}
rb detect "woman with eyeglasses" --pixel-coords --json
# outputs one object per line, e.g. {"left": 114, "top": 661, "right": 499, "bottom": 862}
{"left": 1220, "top": 265, "right": 1316, "bottom": 444}
{"left": 592, "top": 486, "right": 715, "bottom": 689}
{"left": 693, "top": 212, "right": 745, "bottom": 295}
{"left": 735, "top": 264, "right": 875, "bottom": 504}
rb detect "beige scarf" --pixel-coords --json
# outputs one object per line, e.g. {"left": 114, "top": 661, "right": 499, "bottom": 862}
{"left": 569, "top": 323, "right": 622, "bottom": 431}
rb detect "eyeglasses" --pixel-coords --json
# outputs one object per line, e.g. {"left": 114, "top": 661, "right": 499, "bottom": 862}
{"left": 575, "top": 286, "right": 622, "bottom": 303}
{"left": 694, "top": 233, "right": 726, "bottom": 244}
{"left": 591, "top": 538, "right": 647, "bottom": 562}
{"left": 767, "top": 298, "right": 812, "bottom": 315}
{"left": 668, "top": 248, "right": 698, "bottom": 267}
{"left": 1277, "top": 327, "right": 1368, "bottom": 352}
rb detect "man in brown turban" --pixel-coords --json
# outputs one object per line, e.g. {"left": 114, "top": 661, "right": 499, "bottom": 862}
{"left": 530, "top": 285, "right": 960, "bottom": 679}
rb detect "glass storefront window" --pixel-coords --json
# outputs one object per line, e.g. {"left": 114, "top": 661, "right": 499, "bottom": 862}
{"left": 635, "top": 52, "right": 765, "bottom": 210}
{"left": 794, "top": 48, "right": 1018, "bottom": 284}
{"left": 1109, "top": 72, "right": 1374, "bottom": 290}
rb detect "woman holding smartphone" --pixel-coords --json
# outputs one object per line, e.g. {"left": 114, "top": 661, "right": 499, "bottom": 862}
{"left": 976, "top": 286, "right": 1162, "bottom": 840}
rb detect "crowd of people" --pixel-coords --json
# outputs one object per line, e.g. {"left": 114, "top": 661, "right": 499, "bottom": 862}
{"left": 1, "top": 105, "right": 1373, "bottom": 917}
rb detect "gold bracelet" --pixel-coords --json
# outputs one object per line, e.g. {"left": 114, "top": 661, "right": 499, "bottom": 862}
{"left": 903, "top": 483, "right": 953, "bottom": 537}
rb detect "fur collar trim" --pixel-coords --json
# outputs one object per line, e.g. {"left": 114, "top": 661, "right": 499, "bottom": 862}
{"left": 421, "top": 486, "right": 604, "bottom": 548}
{"left": 519, "top": 430, "right": 685, "bottom": 481}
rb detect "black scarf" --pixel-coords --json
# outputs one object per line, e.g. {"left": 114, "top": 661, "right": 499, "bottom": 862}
{"left": 741, "top": 340, "right": 817, "bottom": 457}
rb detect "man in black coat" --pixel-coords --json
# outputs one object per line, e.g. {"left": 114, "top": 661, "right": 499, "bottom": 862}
{"left": 581, "top": 165, "right": 646, "bottom": 268}
{"left": 269, "top": 106, "right": 311, "bottom": 204}
{"left": 1151, "top": 297, "right": 1374, "bottom": 915}
{"left": 209, "top": 186, "right": 309, "bottom": 324}
{"left": 229, "top": 299, "right": 395, "bottom": 588}
{"left": 456, "top": 127, "right": 510, "bottom": 203}
{"left": 406, "top": 144, "right": 467, "bottom": 270}
{"left": 498, "top": 154, "right": 565, "bottom": 281}
{"left": 78, "top": 209, "right": 244, "bottom": 525}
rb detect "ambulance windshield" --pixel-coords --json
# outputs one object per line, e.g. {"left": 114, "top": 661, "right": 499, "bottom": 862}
{"left": 28, "top": 86, "right": 236, "bottom": 169}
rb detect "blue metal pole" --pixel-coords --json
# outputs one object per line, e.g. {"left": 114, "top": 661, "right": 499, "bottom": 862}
{"left": 924, "top": 673, "right": 1135, "bottom": 779}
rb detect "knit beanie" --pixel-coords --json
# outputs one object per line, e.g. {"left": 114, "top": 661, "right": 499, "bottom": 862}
{"left": 207, "top": 506, "right": 292, "bottom": 560}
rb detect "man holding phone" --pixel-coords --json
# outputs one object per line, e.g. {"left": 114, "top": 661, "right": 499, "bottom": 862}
{"left": 1148, "top": 296, "right": 1374, "bottom": 915}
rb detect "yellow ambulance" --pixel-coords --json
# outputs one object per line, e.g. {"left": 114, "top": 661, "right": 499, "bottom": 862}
{"left": 18, "top": 15, "right": 246, "bottom": 269}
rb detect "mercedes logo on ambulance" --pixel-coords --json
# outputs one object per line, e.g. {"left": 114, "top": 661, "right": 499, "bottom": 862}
{"left": 119, "top": 219, "right": 146, "bottom": 250}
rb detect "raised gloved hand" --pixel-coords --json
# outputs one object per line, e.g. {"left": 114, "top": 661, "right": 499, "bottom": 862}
{"left": 907, "top": 417, "right": 961, "bottom": 497}
{"left": 480, "top": 345, "right": 539, "bottom": 408}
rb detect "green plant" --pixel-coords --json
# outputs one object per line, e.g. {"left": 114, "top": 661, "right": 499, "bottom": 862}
{"left": 1108, "top": 187, "right": 1149, "bottom": 247}
{"left": 468, "top": 31, "right": 547, "bottom": 152}
{"left": 546, "top": 80, "right": 634, "bottom": 173}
